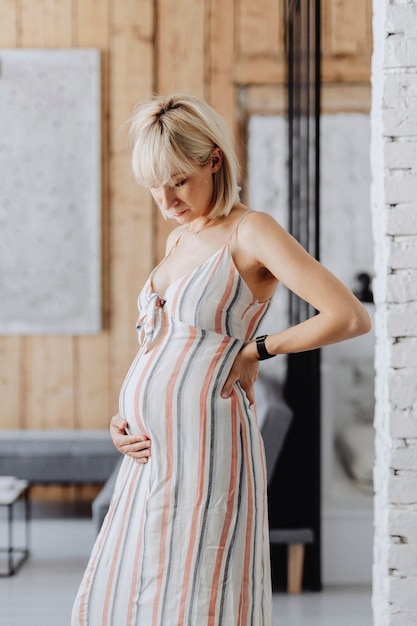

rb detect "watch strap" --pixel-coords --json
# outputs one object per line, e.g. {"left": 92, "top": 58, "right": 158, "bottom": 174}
{"left": 255, "top": 335, "right": 274, "bottom": 360}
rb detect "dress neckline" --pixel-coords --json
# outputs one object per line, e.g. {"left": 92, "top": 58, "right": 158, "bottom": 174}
{"left": 149, "top": 241, "right": 228, "bottom": 299}
{"left": 150, "top": 209, "right": 255, "bottom": 299}
{"left": 149, "top": 241, "right": 271, "bottom": 305}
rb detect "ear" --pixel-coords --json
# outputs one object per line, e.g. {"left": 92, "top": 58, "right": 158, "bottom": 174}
{"left": 211, "top": 147, "right": 223, "bottom": 173}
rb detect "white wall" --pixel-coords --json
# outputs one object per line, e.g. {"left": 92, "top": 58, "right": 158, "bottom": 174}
{"left": 372, "top": 2, "right": 417, "bottom": 624}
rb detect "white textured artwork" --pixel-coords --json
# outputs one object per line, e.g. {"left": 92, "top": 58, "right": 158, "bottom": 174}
{"left": 0, "top": 49, "right": 101, "bottom": 334}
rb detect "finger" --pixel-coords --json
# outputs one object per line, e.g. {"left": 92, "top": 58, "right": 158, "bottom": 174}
{"left": 221, "top": 378, "right": 234, "bottom": 399}
{"left": 127, "top": 447, "right": 151, "bottom": 463}
{"left": 245, "top": 386, "right": 255, "bottom": 406}
{"left": 135, "top": 455, "right": 150, "bottom": 464}
{"left": 118, "top": 434, "right": 148, "bottom": 446}
{"left": 111, "top": 418, "right": 128, "bottom": 434}
{"left": 129, "top": 440, "right": 151, "bottom": 453}
{"left": 133, "top": 448, "right": 151, "bottom": 461}
{"left": 123, "top": 439, "right": 152, "bottom": 454}
{"left": 221, "top": 375, "right": 236, "bottom": 399}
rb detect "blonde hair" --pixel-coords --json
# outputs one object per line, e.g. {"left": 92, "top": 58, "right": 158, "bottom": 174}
{"left": 129, "top": 93, "right": 240, "bottom": 219}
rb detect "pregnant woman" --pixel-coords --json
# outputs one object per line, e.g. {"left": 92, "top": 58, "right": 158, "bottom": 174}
{"left": 72, "top": 93, "right": 370, "bottom": 626}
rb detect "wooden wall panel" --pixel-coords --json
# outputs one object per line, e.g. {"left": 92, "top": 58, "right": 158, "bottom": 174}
{"left": 0, "top": 338, "right": 21, "bottom": 429}
{"left": 19, "top": 0, "right": 73, "bottom": 47}
{"left": 75, "top": 0, "right": 109, "bottom": 47}
{"left": 325, "top": 0, "right": 371, "bottom": 55}
{"left": 18, "top": 0, "right": 47, "bottom": 46}
{"left": 207, "top": 0, "right": 235, "bottom": 132}
{"left": 321, "top": 0, "right": 372, "bottom": 82}
{"left": 74, "top": 0, "right": 111, "bottom": 429}
{"left": 0, "top": 0, "right": 372, "bottom": 441}
{"left": 0, "top": 0, "right": 17, "bottom": 47}
{"left": 156, "top": 0, "right": 206, "bottom": 97}
{"left": 235, "top": 0, "right": 285, "bottom": 85}
{"left": 22, "top": 337, "right": 74, "bottom": 429}
{"left": 238, "top": 0, "right": 283, "bottom": 58}
{"left": 108, "top": 0, "right": 154, "bottom": 407}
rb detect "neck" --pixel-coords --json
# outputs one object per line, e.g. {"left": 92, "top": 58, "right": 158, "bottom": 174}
{"left": 188, "top": 217, "right": 214, "bottom": 235}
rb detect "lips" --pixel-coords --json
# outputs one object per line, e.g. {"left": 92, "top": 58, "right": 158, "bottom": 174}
{"left": 171, "top": 209, "right": 188, "bottom": 218}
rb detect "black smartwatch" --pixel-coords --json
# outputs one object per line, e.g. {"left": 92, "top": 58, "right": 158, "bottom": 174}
{"left": 255, "top": 335, "right": 274, "bottom": 360}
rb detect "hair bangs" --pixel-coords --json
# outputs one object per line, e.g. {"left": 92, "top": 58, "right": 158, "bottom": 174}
{"left": 132, "top": 124, "right": 197, "bottom": 189}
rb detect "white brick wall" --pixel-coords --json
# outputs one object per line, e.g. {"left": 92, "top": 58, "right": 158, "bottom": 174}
{"left": 372, "top": 1, "right": 417, "bottom": 624}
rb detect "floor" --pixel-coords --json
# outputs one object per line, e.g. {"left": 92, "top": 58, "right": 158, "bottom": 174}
{"left": 0, "top": 508, "right": 373, "bottom": 626}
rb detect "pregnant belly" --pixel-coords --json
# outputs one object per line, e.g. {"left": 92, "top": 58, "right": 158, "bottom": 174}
{"left": 118, "top": 324, "right": 244, "bottom": 438}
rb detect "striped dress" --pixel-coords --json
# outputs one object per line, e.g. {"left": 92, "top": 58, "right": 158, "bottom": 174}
{"left": 72, "top": 239, "right": 273, "bottom": 626}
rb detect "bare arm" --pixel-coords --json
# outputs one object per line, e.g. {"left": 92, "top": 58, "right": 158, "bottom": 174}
{"left": 222, "top": 211, "right": 371, "bottom": 403}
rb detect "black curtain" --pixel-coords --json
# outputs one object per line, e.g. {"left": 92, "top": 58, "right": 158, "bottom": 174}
{"left": 268, "top": 0, "right": 322, "bottom": 591}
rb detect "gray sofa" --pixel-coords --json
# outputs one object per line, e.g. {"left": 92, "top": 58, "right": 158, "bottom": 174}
{"left": 0, "top": 430, "right": 121, "bottom": 485}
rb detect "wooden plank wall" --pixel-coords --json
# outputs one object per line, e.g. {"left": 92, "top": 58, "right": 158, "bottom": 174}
{"left": 0, "top": 0, "right": 372, "bottom": 437}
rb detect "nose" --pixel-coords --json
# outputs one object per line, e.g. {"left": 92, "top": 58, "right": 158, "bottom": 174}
{"left": 158, "top": 186, "right": 178, "bottom": 211}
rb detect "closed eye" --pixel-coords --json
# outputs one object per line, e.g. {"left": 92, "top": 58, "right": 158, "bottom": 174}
{"left": 174, "top": 179, "right": 187, "bottom": 187}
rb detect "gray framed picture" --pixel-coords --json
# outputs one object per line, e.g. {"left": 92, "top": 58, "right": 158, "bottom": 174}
{"left": 0, "top": 48, "right": 101, "bottom": 334}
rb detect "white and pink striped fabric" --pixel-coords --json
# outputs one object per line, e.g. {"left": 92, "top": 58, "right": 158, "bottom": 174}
{"left": 72, "top": 240, "right": 273, "bottom": 626}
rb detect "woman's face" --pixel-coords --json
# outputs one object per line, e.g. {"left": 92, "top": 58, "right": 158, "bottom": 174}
{"left": 148, "top": 150, "right": 222, "bottom": 224}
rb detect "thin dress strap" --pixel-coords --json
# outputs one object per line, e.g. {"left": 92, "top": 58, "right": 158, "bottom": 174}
{"left": 227, "top": 209, "right": 254, "bottom": 243}
{"left": 150, "top": 227, "right": 186, "bottom": 288}
{"left": 166, "top": 227, "right": 187, "bottom": 256}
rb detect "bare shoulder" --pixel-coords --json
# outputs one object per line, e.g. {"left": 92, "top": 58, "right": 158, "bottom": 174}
{"left": 231, "top": 209, "right": 285, "bottom": 294}
{"left": 237, "top": 209, "right": 289, "bottom": 251}
{"left": 234, "top": 208, "right": 312, "bottom": 281}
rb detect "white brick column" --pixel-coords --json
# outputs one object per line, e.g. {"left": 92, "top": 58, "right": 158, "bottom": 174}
{"left": 372, "top": 2, "right": 417, "bottom": 625}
